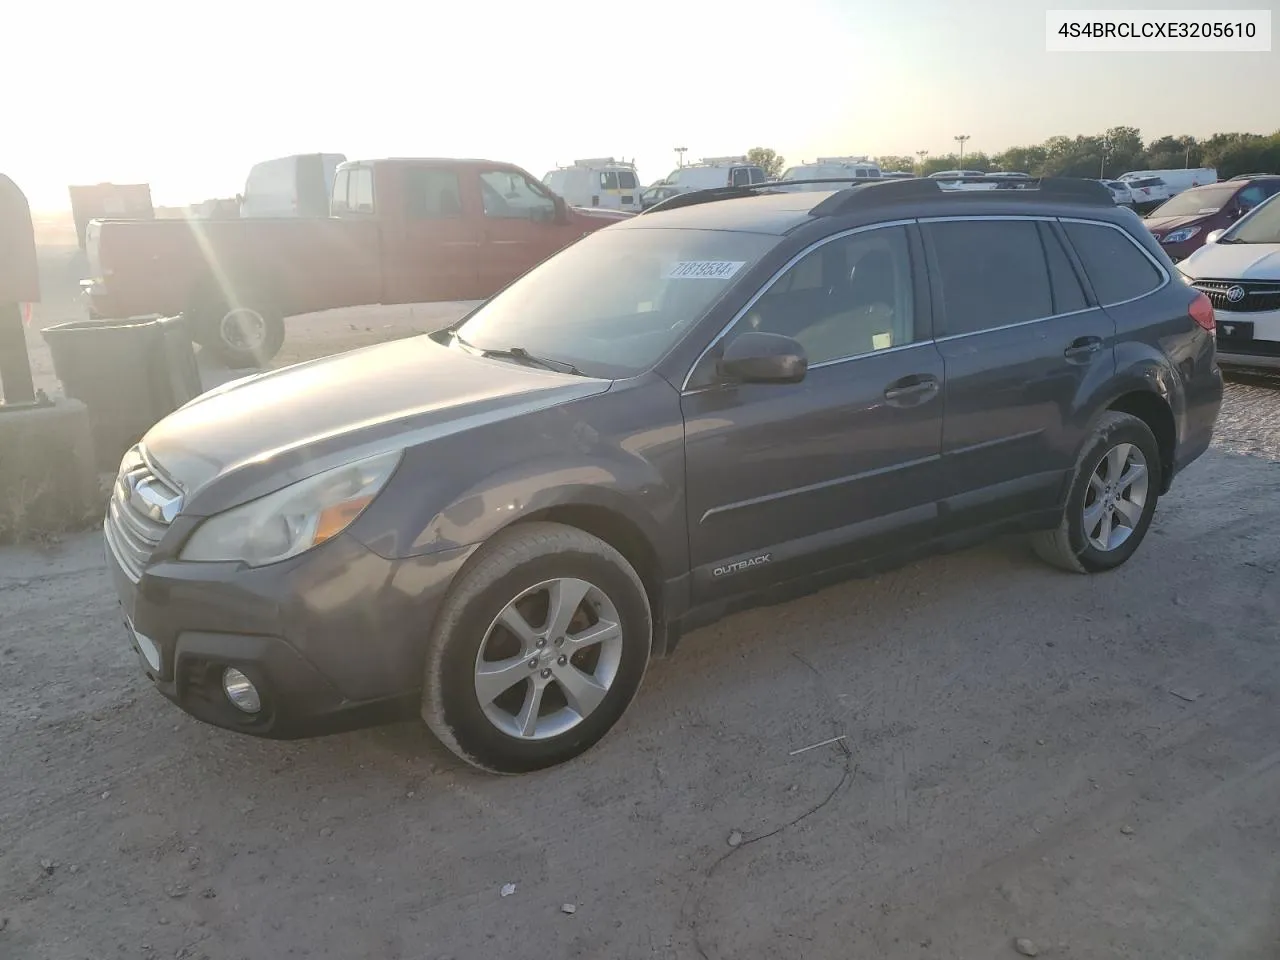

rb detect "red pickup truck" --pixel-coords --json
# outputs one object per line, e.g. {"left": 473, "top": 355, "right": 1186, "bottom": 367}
{"left": 81, "top": 158, "right": 628, "bottom": 366}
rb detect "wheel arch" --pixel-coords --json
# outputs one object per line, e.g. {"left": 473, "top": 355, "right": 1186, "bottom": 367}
{"left": 186, "top": 268, "right": 287, "bottom": 320}
{"left": 1104, "top": 388, "right": 1177, "bottom": 494}
{"left": 505, "top": 501, "right": 671, "bottom": 657}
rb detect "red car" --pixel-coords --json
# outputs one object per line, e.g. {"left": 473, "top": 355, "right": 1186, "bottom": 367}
{"left": 1145, "top": 176, "right": 1280, "bottom": 262}
{"left": 81, "top": 159, "right": 628, "bottom": 366}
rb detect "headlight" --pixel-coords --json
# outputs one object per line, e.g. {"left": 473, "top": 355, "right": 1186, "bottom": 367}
{"left": 179, "top": 450, "right": 401, "bottom": 566}
{"left": 1162, "top": 227, "right": 1201, "bottom": 244}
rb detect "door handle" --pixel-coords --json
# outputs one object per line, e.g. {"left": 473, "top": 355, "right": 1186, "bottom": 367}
{"left": 1064, "top": 336, "right": 1103, "bottom": 361}
{"left": 883, "top": 375, "right": 939, "bottom": 405}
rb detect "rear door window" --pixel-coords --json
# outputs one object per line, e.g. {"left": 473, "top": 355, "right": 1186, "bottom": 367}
{"left": 1039, "top": 222, "right": 1089, "bottom": 314}
{"left": 924, "top": 219, "right": 1054, "bottom": 336}
{"left": 600, "top": 171, "right": 620, "bottom": 190}
{"left": 1062, "top": 221, "right": 1164, "bottom": 306}
{"left": 405, "top": 168, "right": 463, "bottom": 218}
{"left": 730, "top": 167, "right": 752, "bottom": 187}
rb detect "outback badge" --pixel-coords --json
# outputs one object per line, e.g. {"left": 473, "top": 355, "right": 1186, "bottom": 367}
{"left": 713, "top": 553, "right": 773, "bottom": 578}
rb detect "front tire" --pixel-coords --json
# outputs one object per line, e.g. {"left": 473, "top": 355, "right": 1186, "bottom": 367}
{"left": 421, "top": 522, "right": 652, "bottom": 774}
{"left": 1031, "top": 411, "right": 1162, "bottom": 573}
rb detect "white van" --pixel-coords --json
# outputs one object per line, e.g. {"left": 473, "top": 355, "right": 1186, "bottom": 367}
{"left": 542, "top": 158, "right": 642, "bottom": 211}
{"left": 662, "top": 156, "right": 769, "bottom": 195}
{"left": 239, "top": 153, "right": 347, "bottom": 218}
{"left": 777, "top": 157, "right": 882, "bottom": 190}
{"left": 1119, "top": 168, "right": 1217, "bottom": 197}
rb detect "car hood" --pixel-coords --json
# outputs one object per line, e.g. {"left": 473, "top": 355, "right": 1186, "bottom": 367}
{"left": 143, "top": 336, "right": 610, "bottom": 515}
{"left": 1145, "top": 213, "right": 1213, "bottom": 234}
{"left": 1180, "top": 242, "right": 1280, "bottom": 281}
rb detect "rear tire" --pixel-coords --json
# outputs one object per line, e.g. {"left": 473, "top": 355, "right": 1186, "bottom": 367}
{"left": 421, "top": 522, "right": 652, "bottom": 774}
{"left": 1031, "top": 411, "right": 1162, "bottom": 573}
{"left": 188, "top": 285, "right": 285, "bottom": 369}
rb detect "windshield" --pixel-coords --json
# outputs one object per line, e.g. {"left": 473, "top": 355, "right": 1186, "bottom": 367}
{"left": 1224, "top": 193, "right": 1280, "bottom": 244}
{"left": 1151, "top": 185, "right": 1238, "bottom": 217}
{"left": 452, "top": 227, "right": 780, "bottom": 378}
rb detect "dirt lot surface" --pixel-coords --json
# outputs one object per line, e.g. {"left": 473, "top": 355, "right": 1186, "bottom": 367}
{"left": 3, "top": 247, "right": 1280, "bottom": 958}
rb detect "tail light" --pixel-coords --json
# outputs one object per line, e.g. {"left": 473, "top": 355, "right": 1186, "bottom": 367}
{"left": 1189, "top": 291, "right": 1216, "bottom": 333}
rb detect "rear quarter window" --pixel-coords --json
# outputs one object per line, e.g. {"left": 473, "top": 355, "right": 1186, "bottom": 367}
{"left": 1062, "top": 221, "right": 1164, "bottom": 306}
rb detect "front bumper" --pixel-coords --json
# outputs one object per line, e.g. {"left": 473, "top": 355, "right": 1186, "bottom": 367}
{"left": 1214, "top": 305, "right": 1280, "bottom": 372}
{"left": 105, "top": 525, "right": 477, "bottom": 738}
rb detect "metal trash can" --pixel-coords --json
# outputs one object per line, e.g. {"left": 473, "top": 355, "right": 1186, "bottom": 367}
{"left": 41, "top": 315, "right": 202, "bottom": 470}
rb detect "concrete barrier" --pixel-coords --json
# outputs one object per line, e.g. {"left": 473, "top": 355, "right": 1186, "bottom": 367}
{"left": 0, "top": 398, "right": 100, "bottom": 542}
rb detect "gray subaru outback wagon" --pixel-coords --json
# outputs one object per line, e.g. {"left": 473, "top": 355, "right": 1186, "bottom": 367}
{"left": 105, "top": 177, "right": 1223, "bottom": 773}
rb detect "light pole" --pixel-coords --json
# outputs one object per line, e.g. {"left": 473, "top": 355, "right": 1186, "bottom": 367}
{"left": 1100, "top": 137, "right": 1112, "bottom": 179}
{"left": 674, "top": 147, "right": 687, "bottom": 169}
{"left": 916, "top": 149, "right": 929, "bottom": 174}
{"left": 954, "top": 135, "right": 970, "bottom": 166}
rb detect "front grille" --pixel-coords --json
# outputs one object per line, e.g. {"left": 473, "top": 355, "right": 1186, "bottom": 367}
{"left": 1192, "top": 279, "right": 1280, "bottom": 314}
{"left": 104, "top": 450, "right": 182, "bottom": 580}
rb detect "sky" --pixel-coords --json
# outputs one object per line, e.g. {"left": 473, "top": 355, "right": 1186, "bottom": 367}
{"left": 3, "top": 0, "right": 1276, "bottom": 210}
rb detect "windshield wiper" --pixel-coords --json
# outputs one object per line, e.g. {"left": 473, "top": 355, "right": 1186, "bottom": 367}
{"left": 1215, "top": 237, "right": 1243, "bottom": 243}
{"left": 453, "top": 333, "right": 583, "bottom": 376}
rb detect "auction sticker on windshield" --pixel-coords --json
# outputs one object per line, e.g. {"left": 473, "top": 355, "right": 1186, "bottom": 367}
{"left": 666, "top": 260, "right": 746, "bottom": 280}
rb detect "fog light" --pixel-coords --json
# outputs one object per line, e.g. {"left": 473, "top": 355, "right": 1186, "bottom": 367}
{"left": 222, "top": 667, "right": 262, "bottom": 714}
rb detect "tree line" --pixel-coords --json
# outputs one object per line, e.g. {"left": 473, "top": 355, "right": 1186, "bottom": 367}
{"left": 749, "top": 129, "right": 1280, "bottom": 182}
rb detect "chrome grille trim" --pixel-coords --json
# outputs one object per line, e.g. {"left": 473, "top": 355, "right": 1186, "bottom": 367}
{"left": 104, "top": 447, "right": 183, "bottom": 581}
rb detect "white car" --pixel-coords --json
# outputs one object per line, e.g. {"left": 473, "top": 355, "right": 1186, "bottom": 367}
{"left": 1178, "top": 192, "right": 1280, "bottom": 371}
{"left": 1121, "top": 175, "right": 1171, "bottom": 207}
{"left": 1100, "top": 179, "right": 1135, "bottom": 206}
{"left": 777, "top": 157, "right": 882, "bottom": 190}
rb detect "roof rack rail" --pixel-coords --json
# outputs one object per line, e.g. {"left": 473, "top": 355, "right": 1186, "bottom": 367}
{"left": 809, "top": 176, "right": 1115, "bottom": 215}
{"left": 696, "top": 155, "right": 750, "bottom": 166}
{"left": 640, "top": 176, "right": 1116, "bottom": 218}
{"left": 814, "top": 156, "right": 873, "bottom": 164}
{"left": 639, "top": 178, "right": 888, "bottom": 216}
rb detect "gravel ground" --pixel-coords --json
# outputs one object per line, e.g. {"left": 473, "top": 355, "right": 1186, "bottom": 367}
{"left": 2, "top": 343, "right": 1279, "bottom": 958}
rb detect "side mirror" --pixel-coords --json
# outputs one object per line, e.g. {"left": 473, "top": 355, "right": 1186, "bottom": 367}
{"left": 553, "top": 195, "right": 568, "bottom": 222}
{"left": 1204, "top": 229, "right": 1225, "bottom": 245}
{"left": 717, "top": 332, "right": 807, "bottom": 384}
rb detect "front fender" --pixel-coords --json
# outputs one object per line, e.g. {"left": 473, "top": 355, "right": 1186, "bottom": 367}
{"left": 409, "top": 457, "right": 678, "bottom": 566}
{"left": 350, "top": 377, "right": 689, "bottom": 574}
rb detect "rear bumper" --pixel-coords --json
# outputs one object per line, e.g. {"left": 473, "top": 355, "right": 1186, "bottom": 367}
{"left": 1171, "top": 357, "right": 1224, "bottom": 484}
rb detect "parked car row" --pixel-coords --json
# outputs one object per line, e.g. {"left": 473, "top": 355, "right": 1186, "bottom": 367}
{"left": 1144, "top": 175, "right": 1280, "bottom": 261}
{"left": 1176, "top": 185, "right": 1280, "bottom": 371}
